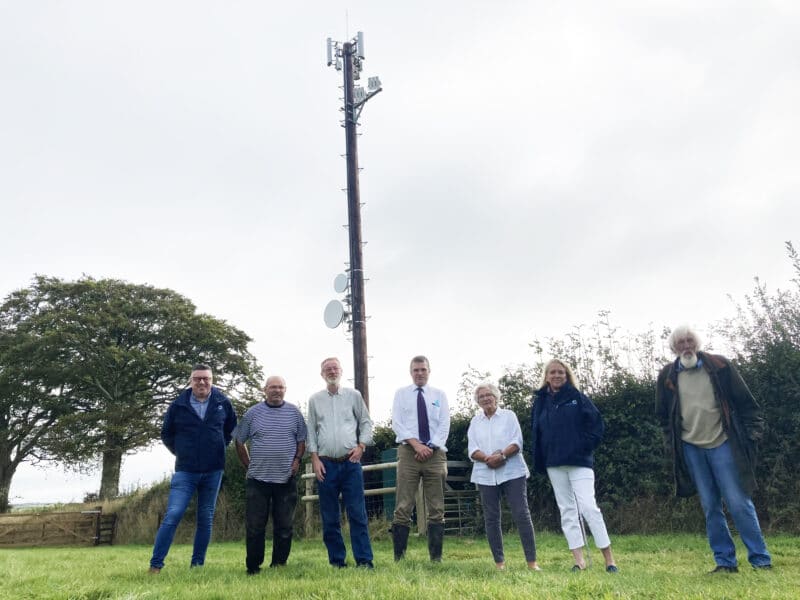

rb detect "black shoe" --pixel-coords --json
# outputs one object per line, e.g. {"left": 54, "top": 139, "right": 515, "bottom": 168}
{"left": 571, "top": 565, "right": 585, "bottom": 572}
{"left": 606, "top": 565, "right": 619, "bottom": 573}
{"left": 356, "top": 561, "right": 375, "bottom": 569}
{"left": 753, "top": 564, "right": 773, "bottom": 570}
{"left": 331, "top": 562, "right": 348, "bottom": 569}
{"left": 709, "top": 565, "right": 738, "bottom": 574}
{"left": 246, "top": 568, "right": 261, "bottom": 576}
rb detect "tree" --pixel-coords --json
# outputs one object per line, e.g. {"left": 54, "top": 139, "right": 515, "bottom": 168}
{"left": 0, "top": 301, "right": 75, "bottom": 512}
{"left": 0, "top": 276, "right": 263, "bottom": 502}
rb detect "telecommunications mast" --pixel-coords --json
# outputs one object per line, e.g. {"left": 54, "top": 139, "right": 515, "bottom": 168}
{"left": 324, "top": 32, "right": 382, "bottom": 408}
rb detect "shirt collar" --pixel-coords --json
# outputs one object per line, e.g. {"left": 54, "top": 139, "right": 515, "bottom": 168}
{"left": 477, "top": 408, "right": 500, "bottom": 421}
{"left": 676, "top": 356, "right": 704, "bottom": 372}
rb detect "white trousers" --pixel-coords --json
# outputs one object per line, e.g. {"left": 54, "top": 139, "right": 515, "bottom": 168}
{"left": 546, "top": 466, "right": 611, "bottom": 550}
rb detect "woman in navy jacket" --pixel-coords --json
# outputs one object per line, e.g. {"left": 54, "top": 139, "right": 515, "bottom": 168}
{"left": 531, "top": 359, "right": 618, "bottom": 572}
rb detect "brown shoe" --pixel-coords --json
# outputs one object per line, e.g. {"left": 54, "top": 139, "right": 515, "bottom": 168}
{"left": 148, "top": 567, "right": 161, "bottom": 574}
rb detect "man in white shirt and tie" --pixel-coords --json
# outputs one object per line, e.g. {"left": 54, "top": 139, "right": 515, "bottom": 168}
{"left": 390, "top": 355, "right": 450, "bottom": 562}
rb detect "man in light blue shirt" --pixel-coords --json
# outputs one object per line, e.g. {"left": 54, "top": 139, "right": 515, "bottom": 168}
{"left": 308, "top": 357, "right": 374, "bottom": 568}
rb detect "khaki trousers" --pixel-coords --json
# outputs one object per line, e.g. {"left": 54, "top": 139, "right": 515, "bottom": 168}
{"left": 392, "top": 444, "right": 448, "bottom": 527}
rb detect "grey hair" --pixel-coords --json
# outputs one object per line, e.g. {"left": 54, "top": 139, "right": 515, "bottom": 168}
{"left": 668, "top": 325, "right": 703, "bottom": 354}
{"left": 473, "top": 381, "right": 501, "bottom": 404}
{"left": 320, "top": 357, "right": 341, "bottom": 369}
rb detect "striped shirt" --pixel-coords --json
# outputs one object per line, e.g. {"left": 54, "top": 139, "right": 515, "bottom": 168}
{"left": 236, "top": 401, "right": 307, "bottom": 484}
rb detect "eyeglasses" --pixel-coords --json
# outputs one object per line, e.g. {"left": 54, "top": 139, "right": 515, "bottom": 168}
{"left": 192, "top": 377, "right": 211, "bottom": 383}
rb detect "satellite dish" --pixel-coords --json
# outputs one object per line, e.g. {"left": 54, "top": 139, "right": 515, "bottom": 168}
{"left": 324, "top": 300, "right": 345, "bottom": 329}
{"left": 333, "top": 273, "right": 349, "bottom": 293}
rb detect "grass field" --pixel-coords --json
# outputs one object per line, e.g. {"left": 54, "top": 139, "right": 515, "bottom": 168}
{"left": 2, "top": 532, "right": 798, "bottom": 599}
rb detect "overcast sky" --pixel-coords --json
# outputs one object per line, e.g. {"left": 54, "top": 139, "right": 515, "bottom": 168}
{"left": 2, "top": 1, "right": 798, "bottom": 504}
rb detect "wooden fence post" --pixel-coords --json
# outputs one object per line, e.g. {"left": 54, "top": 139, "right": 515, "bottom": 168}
{"left": 416, "top": 481, "right": 427, "bottom": 535}
{"left": 304, "top": 462, "right": 314, "bottom": 537}
{"left": 93, "top": 506, "right": 102, "bottom": 546}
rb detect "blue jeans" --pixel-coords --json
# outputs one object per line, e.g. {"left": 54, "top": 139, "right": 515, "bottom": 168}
{"left": 317, "top": 459, "right": 373, "bottom": 566}
{"left": 682, "top": 441, "right": 771, "bottom": 567}
{"left": 150, "top": 470, "right": 223, "bottom": 569}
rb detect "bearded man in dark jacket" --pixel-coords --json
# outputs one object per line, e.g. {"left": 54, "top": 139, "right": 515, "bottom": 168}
{"left": 656, "top": 325, "right": 771, "bottom": 573}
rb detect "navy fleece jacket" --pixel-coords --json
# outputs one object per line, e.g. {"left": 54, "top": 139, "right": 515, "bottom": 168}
{"left": 161, "top": 387, "right": 237, "bottom": 473}
{"left": 530, "top": 382, "right": 604, "bottom": 473}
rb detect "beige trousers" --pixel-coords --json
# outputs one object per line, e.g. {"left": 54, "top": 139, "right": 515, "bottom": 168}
{"left": 392, "top": 444, "right": 448, "bottom": 526}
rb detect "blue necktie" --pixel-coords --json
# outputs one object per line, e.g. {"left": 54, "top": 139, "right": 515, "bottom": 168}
{"left": 416, "top": 387, "right": 431, "bottom": 444}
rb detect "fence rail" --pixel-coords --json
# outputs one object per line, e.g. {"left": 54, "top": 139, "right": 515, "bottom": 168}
{"left": 301, "top": 459, "right": 478, "bottom": 536}
{"left": 300, "top": 461, "right": 400, "bottom": 502}
{"left": 0, "top": 507, "right": 117, "bottom": 548}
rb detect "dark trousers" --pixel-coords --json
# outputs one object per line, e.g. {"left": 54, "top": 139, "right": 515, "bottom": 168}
{"left": 478, "top": 476, "right": 537, "bottom": 563}
{"left": 245, "top": 477, "right": 298, "bottom": 571}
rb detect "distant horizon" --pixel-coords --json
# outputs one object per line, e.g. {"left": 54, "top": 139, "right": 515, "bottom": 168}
{"left": 3, "top": 1, "right": 799, "bottom": 507}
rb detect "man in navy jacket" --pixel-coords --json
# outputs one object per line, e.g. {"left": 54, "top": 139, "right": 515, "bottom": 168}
{"left": 149, "top": 363, "right": 237, "bottom": 573}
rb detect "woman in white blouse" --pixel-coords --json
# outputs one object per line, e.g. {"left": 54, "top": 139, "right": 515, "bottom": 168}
{"left": 468, "top": 382, "right": 540, "bottom": 571}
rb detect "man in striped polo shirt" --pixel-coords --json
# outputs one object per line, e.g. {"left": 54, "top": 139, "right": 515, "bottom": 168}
{"left": 235, "top": 376, "right": 307, "bottom": 575}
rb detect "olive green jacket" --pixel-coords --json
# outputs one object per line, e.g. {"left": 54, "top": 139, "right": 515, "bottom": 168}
{"left": 656, "top": 352, "right": 764, "bottom": 497}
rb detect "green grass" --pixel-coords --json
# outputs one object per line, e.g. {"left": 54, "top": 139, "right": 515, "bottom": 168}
{"left": 2, "top": 533, "right": 798, "bottom": 599}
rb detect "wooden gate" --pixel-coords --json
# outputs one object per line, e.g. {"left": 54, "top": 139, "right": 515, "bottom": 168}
{"left": 0, "top": 507, "right": 117, "bottom": 547}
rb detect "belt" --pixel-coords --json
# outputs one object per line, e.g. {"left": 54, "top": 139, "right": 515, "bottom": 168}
{"left": 319, "top": 455, "right": 349, "bottom": 463}
{"left": 401, "top": 442, "right": 439, "bottom": 450}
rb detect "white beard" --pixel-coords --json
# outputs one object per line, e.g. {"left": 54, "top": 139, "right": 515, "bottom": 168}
{"left": 679, "top": 353, "right": 699, "bottom": 369}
